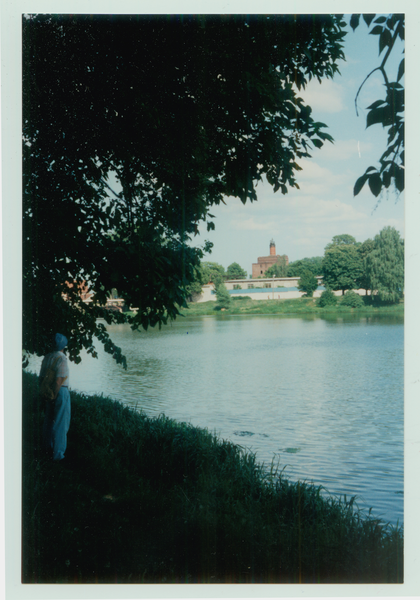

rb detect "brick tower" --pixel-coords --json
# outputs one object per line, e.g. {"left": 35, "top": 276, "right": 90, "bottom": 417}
{"left": 252, "top": 240, "right": 289, "bottom": 278}
{"left": 270, "top": 239, "right": 276, "bottom": 256}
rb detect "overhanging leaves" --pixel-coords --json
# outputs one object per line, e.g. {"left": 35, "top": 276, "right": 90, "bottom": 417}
{"left": 350, "top": 14, "right": 360, "bottom": 31}
{"left": 352, "top": 13, "right": 404, "bottom": 198}
{"left": 353, "top": 174, "right": 369, "bottom": 196}
{"left": 368, "top": 173, "right": 383, "bottom": 197}
{"left": 23, "top": 14, "right": 347, "bottom": 364}
{"left": 366, "top": 105, "right": 394, "bottom": 128}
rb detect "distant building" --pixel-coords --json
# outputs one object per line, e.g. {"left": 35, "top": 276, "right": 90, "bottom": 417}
{"left": 251, "top": 239, "right": 289, "bottom": 278}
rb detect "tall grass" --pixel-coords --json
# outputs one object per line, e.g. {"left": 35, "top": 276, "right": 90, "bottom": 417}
{"left": 22, "top": 370, "right": 403, "bottom": 583}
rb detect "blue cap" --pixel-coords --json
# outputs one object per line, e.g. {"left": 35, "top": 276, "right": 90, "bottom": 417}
{"left": 54, "top": 333, "right": 68, "bottom": 351}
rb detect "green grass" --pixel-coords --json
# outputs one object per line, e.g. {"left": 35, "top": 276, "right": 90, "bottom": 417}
{"left": 179, "top": 296, "right": 404, "bottom": 317}
{"left": 22, "top": 370, "right": 403, "bottom": 584}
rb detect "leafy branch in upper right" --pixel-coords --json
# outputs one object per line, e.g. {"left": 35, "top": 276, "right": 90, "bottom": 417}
{"left": 351, "top": 14, "right": 404, "bottom": 199}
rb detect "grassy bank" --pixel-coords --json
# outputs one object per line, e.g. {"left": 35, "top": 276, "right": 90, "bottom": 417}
{"left": 179, "top": 296, "right": 404, "bottom": 317}
{"left": 23, "top": 370, "right": 403, "bottom": 584}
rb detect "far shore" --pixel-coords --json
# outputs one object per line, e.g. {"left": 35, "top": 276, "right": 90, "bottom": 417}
{"left": 178, "top": 296, "right": 404, "bottom": 318}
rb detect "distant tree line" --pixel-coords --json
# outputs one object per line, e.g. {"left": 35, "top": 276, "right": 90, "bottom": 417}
{"left": 187, "top": 256, "right": 325, "bottom": 299}
{"left": 186, "top": 262, "right": 244, "bottom": 302}
{"left": 187, "top": 226, "right": 404, "bottom": 304}
{"left": 320, "top": 227, "right": 404, "bottom": 303}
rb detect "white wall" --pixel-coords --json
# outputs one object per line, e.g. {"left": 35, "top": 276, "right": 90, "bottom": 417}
{"left": 194, "top": 278, "right": 369, "bottom": 303}
{"left": 223, "top": 276, "right": 306, "bottom": 290}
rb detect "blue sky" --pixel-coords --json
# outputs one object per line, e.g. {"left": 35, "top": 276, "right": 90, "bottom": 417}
{"left": 193, "top": 15, "right": 405, "bottom": 274}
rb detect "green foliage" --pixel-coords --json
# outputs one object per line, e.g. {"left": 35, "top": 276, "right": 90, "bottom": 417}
{"left": 22, "top": 370, "right": 404, "bottom": 583}
{"left": 365, "top": 226, "right": 404, "bottom": 303}
{"left": 358, "top": 238, "right": 376, "bottom": 260}
{"left": 202, "top": 262, "right": 226, "bottom": 288}
{"left": 351, "top": 14, "right": 404, "bottom": 198}
{"left": 325, "top": 234, "right": 357, "bottom": 249}
{"left": 215, "top": 283, "right": 231, "bottom": 309}
{"left": 287, "top": 256, "right": 323, "bottom": 277}
{"left": 322, "top": 240, "right": 364, "bottom": 295}
{"left": 339, "top": 290, "right": 364, "bottom": 308}
{"left": 185, "top": 269, "right": 206, "bottom": 301}
{"left": 23, "top": 14, "right": 347, "bottom": 365}
{"left": 317, "top": 289, "right": 338, "bottom": 307}
{"left": 183, "top": 296, "right": 403, "bottom": 317}
{"left": 226, "top": 262, "right": 247, "bottom": 280}
{"left": 297, "top": 270, "right": 319, "bottom": 297}
{"left": 185, "top": 261, "right": 226, "bottom": 301}
{"left": 264, "top": 256, "right": 288, "bottom": 278}
{"left": 357, "top": 238, "right": 376, "bottom": 292}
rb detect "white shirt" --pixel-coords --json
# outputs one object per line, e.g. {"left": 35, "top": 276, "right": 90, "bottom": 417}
{"left": 39, "top": 351, "right": 69, "bottom": 386}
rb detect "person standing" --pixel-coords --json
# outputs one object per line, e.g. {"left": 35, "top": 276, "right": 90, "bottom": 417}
{"left": 39, "top": 333, "right": 70, "bottom": 461}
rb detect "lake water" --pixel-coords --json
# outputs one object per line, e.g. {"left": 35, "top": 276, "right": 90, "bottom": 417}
{"left": 27, "top": 314, "right": 404, "bottom": 526}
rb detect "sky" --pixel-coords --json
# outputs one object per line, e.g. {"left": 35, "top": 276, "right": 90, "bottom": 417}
{"left": 192, "top": 16, "right": 405, "bottom": 274}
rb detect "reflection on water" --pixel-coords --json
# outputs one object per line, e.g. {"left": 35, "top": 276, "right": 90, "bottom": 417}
{"left": 27, "top": 314, "right": 404, "bottom": 525}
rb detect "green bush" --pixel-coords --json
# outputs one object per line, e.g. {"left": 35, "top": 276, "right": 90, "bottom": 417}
{"left": 339, "top": 290, "right": 364, "bottom": 308}
{"left": 215, "top": 283, "right": 231, "bottom": 309}
{"left": 297, "top": 270, "right": 319, "bottom": 297}
{"left": 317, "top": 289, "right": 338, "bottom": 307}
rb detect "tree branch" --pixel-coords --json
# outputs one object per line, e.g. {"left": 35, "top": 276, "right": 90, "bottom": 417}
{"left": 355, "top": 23, "right": 399, "bottom": 116}
{"left": 355, "top": 67, "right": 381, "bottom": 117}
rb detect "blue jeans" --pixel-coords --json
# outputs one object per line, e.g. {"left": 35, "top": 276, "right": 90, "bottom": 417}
{"left": 43, "top": 387, "right": 71, "bottom": 460}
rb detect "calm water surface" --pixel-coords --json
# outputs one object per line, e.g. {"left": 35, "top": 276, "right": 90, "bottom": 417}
{"left": 28, "top": 314, "right": 404, "bottom": 525}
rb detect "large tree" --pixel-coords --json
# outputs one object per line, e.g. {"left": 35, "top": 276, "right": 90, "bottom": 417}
{"left": 23, "top": 14, "right": 346, "bottom": 365}
{"left": 321, "top": 238, "right": 363, "bottom": 295}
{"left": 201, "top": 262, "right": 226, "bottom": 288}
{"left": 287, "top": 256, "right": 323, "bottom": 277}
{"left": 325, "top": 234, "right": 357, "bottom": 248}
{"left": 226, "top": 262, "right": 248, "bottom": 280}
{"left": 357, "top": 238, "right": 376, "bottom": 294}
{"left": 365, "top": 226, "right": 404, "bottom": 302}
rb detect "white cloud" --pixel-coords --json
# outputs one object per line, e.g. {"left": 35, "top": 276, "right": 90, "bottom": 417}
{"left": 226, "top": 192, "right": 371, "bottom": 235}
{"left": 289, "top": 159, "right": 351, "bottom": 196}
{"left": 279, "top": 196, "right": 369, "bottom": 226}
{"left": 299, "top": 78, "right": 346, "bottom": 114}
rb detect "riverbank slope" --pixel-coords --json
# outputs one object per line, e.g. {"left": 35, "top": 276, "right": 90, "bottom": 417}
{"left": 22, "top": 370, "right": 403, "bottom": 584}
